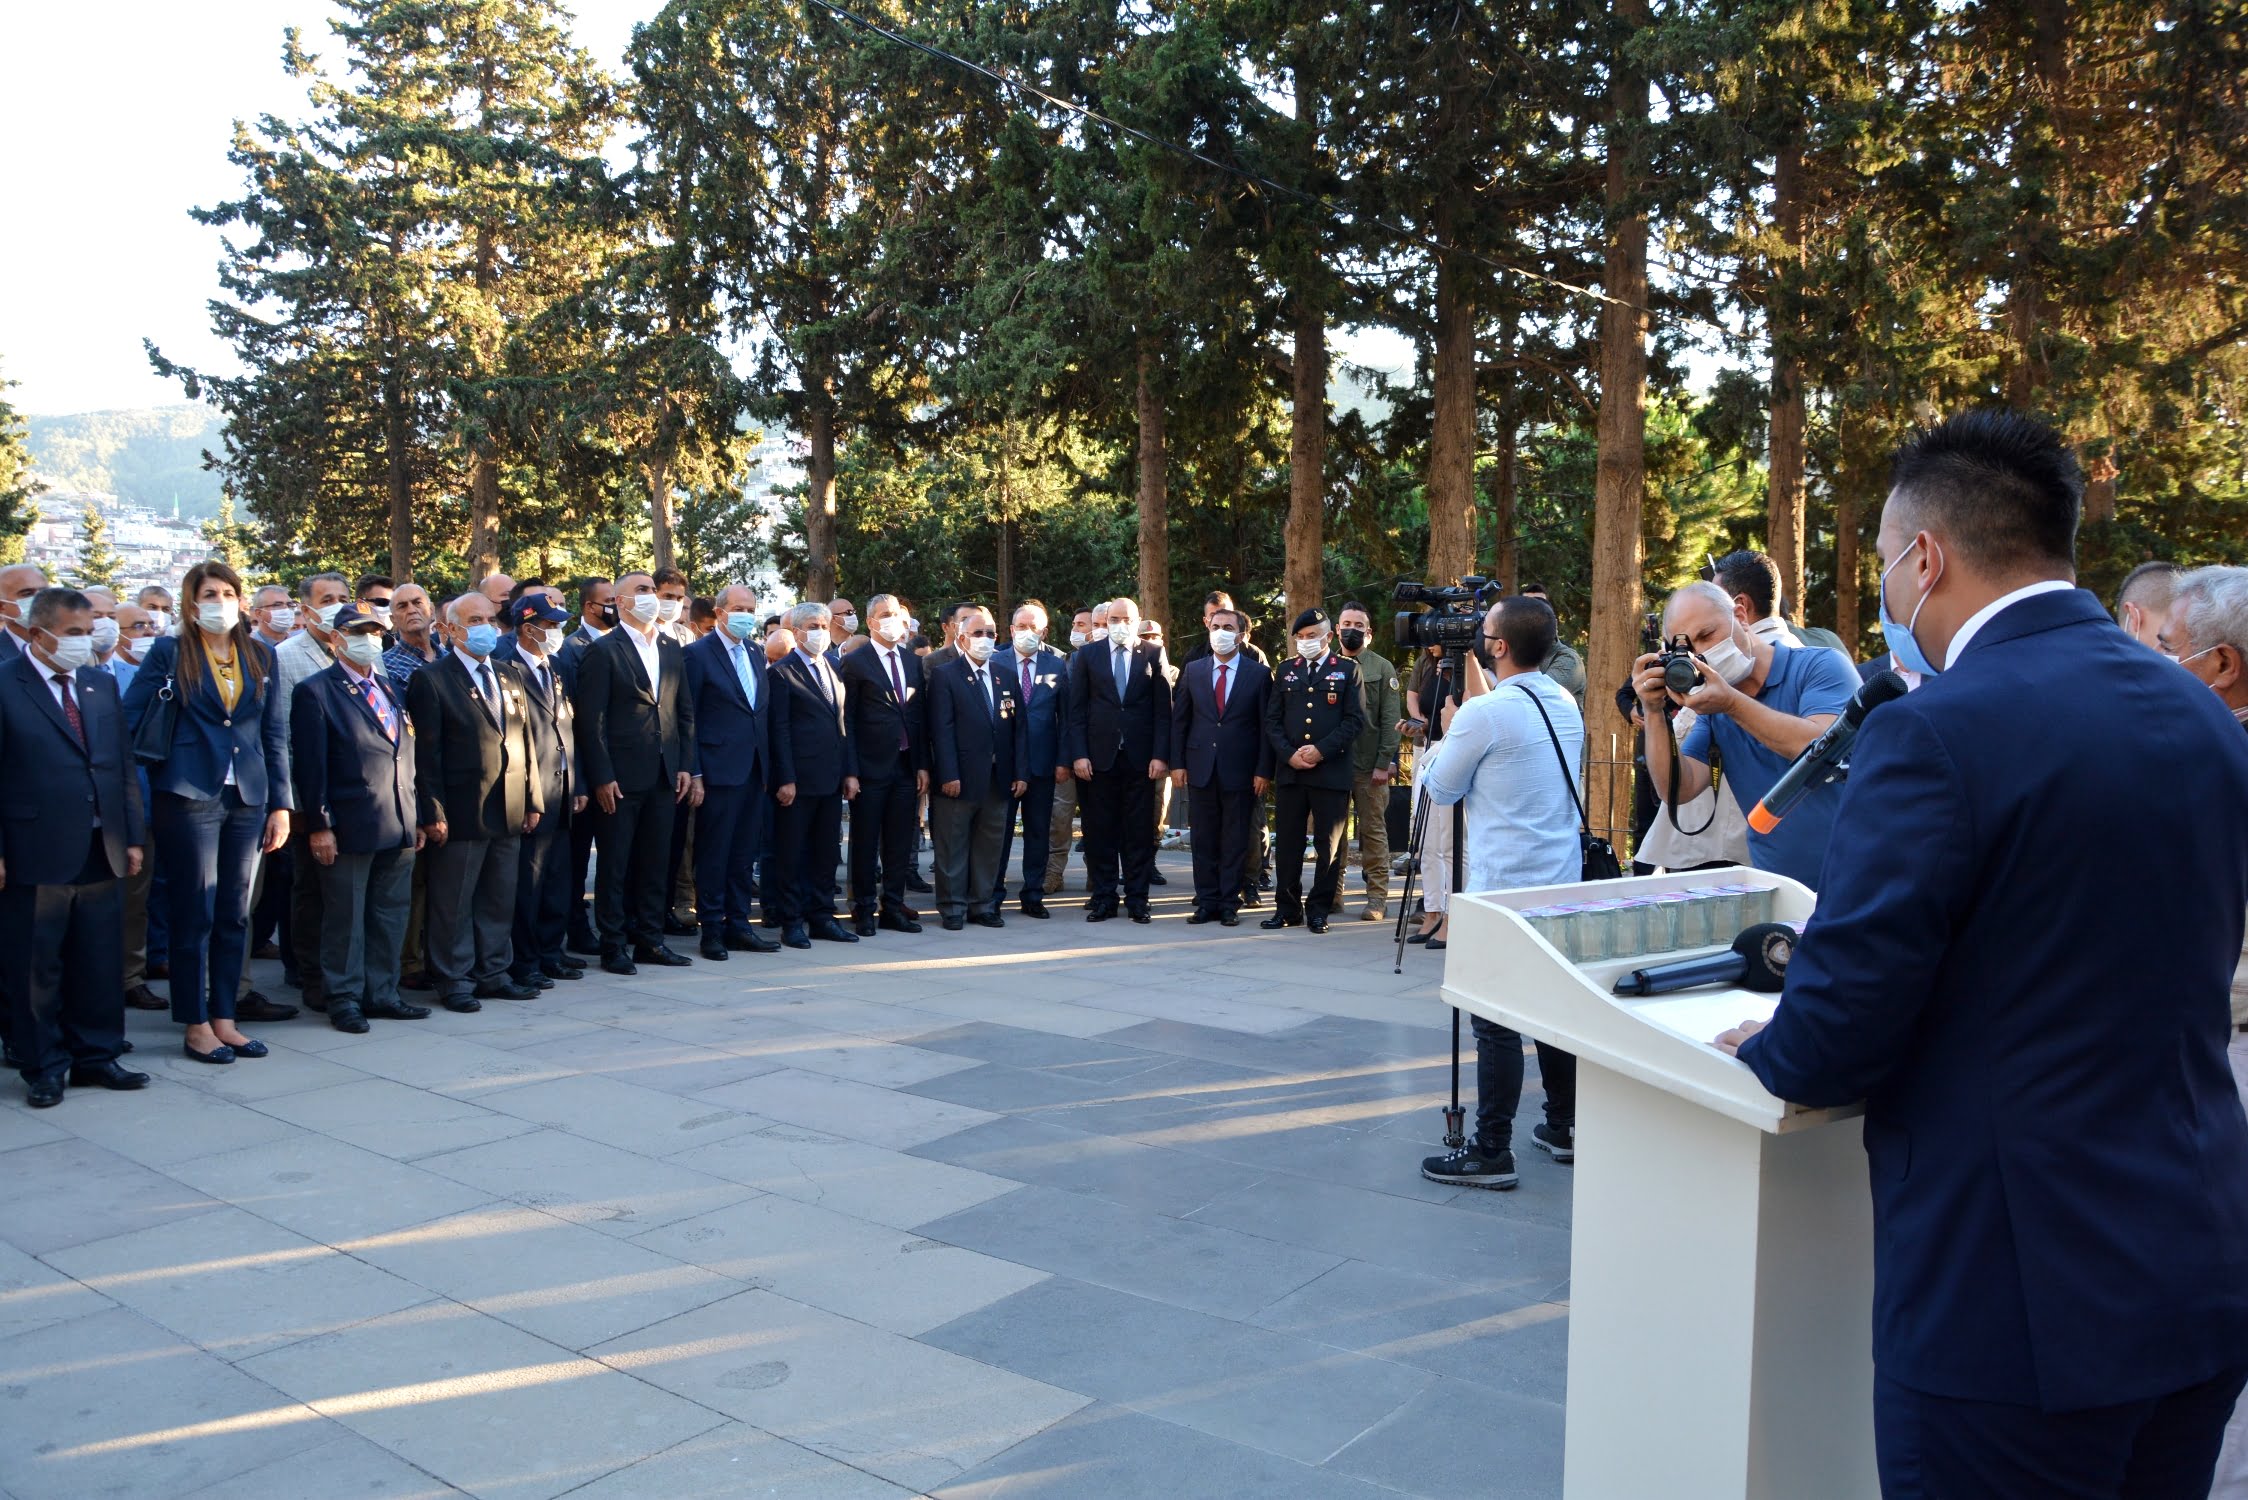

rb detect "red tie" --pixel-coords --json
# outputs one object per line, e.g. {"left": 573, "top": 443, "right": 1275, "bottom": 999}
{"left": 53, "top": 673, "right": 84, "bottom": 746}
{"left": 1214, "top": 661, "right": 1228, "bottom": 717}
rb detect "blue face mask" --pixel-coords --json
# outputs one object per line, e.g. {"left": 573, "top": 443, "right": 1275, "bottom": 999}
{"left": 1878, "top": 536, "right": 1943, "bottom": 677}
{"left": 463, "top": 622, "right": 501, "bottom": 658}
{"left": 725, "top": 612, "right": 759, "bottom": 642}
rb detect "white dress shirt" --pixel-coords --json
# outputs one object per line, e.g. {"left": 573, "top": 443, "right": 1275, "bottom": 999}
{"left": 622, "top": 619, "right": 663, "bottom": 693}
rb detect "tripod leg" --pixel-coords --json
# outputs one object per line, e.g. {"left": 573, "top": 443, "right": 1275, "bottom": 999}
{"left": 1391, "top": 784, "right": 1434, "bottom": 974}
{"left": 1444, "top": 1007, "right": 1465, "bottom": 1149}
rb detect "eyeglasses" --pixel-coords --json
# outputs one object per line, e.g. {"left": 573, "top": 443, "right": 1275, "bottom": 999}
{"left": 365, "top": 596, "right": 393, "bottom": 610}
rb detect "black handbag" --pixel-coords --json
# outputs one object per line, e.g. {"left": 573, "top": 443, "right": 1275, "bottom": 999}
{"left": 130, "top": 672, "right": 179, "bottom": 767}
{"left": 1514, "top": 682, "right": 1624, "bottom": 882}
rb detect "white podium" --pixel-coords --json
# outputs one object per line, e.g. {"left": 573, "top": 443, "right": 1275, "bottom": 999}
{"left": 1440, "top": 870, "right": 1877, "bottom": 1500}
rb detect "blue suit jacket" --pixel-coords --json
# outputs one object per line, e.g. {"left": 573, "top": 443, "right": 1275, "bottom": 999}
{"left": 1001, "top": 645, "right": 1071, "bottom": 778}
{"left": 1170, "top": 652, "right": 1273, "bottom": 791}
{"left": 0, "top": 653, "right": 145, "bottom": 883}
{"left": 122, "top": 634, "right": 292, "bottom": 810}
{"left": 926, "top": 655, "right": 1027, "bottom": 804}
{"left": 683, "top": 632, "right": 773, "bottom": 789}
{"left": 290, "top": 665, "right": 420, "bottom": 854}
{"left": 1738, "top": 587, "right": 2248, "bottom": 1410}
{"left": 767, "top": 651, "right": 856, "bottom": 796}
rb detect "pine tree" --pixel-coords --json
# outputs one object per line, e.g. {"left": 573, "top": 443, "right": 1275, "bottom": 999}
{"left": 0, "top": 366, "right": 40, "bottom": 567}
{"left": 74, "top": 503, "right": 120, "bottom": 591}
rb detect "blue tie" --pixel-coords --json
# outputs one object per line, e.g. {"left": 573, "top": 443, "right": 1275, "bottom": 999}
{"left": 734, "top": 643, "right": 757, "bottom": 708}
{"left": 1114, "top": 643, "right": 1130, "bottom": 701}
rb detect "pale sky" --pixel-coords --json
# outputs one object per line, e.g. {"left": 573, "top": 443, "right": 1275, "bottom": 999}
{"left": 0, "top": 0, "right": 1412, "bottom": 418}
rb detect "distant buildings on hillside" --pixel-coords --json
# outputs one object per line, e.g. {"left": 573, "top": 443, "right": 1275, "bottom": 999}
{"left": 24, "top": 491, "right": 208, "bottom": 596}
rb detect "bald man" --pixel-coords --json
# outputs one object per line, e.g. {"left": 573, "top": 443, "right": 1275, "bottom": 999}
{"left": 0, "top": 563, "right": 50, "bottom": 659}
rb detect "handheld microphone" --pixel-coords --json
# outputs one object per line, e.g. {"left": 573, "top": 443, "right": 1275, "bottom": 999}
{"left": 1747, "top": 670, "right": 1909, "bottom": 834}
{"left": 1611, "top": 921, "right": 1798, "bottom": 997}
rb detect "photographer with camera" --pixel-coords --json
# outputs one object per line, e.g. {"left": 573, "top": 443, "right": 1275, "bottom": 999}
{"left": 1415, "top": 594, "right": 1582, "bottom": 1189}
{"left": 1635, "top": 580, "right": 1859, "bottom": 887}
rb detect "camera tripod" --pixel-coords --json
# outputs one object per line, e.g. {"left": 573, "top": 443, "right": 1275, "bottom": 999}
{"left": 1391, "top": 652, "right": 1471, "bottom": 1152}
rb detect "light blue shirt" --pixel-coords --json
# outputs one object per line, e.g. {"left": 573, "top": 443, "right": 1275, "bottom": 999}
{"left": 1423, "top": 671, "right": 1584, "bottom": 893}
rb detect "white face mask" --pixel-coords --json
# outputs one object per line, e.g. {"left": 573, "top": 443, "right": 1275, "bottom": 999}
{"left": 1087, "top": 626, "right": 1109, "bottom": 643}
{"left": 148, "top": 610, "right": 173, "bottom": 634}
{"left": 875, "top": 615, "right": 909, "bottom": 645}
{"left": 656, "top": 596, "right": 684, "bottom": 624}
{"left": 966, "top": 633, "right": 999, "bottom": 663}
{"left": 1702, "top": 634, "right": 1756, "bottom": 685}
{"left": 89, "top": 618, "right": 120, "bottom": 653}
{"left": 197, "top": 600, "right": 241, "bottom": 635}
{"left": 43, "top": 633, "right": 95, "bottom": 671}
{"left": 266, "top": 606, "right": 297, "bottom": 633}
{"left": 314, "top": 600, "right": 346, "bottom": 629}
{"left": 341, "top": 633, "right": 386, "bottom": 667}
{"left": 841, "top": 613, "right": 859, "bottom": 634}
{"left": 1110, "top": 622, "right": 1137, "bottom": 643}
{"left": 1295, "top": 634, "right": 1326, "bottom": 659}
{"left": 1209, "top": 629, "right": 1238, "bottom": 656}
{"left": 1068, "top": 629, "right": 1088, "bottom": 648}
{"left": 628, "top": 594, "right": 662, "bottom": 624}
{"left": 801, "top": 627, "right": 831, "bottom": 655}
{"left": 1013, "top": 629, "right": 1041, "bottom": 655}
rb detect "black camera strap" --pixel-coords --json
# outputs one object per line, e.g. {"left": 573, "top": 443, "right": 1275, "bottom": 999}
{"left": 1663, "top": 711, "right": 1720, "bottom": 837}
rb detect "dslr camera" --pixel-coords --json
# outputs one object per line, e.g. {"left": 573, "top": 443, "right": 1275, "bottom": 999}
{"left": 1656, "top": 633, "right": 1704, "bottom": 697}
{"left": 1393, "top": 577, "right": 1501, "bottom": 652}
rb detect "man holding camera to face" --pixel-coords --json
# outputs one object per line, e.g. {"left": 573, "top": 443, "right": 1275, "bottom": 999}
{"left": 1634, "top": 580, "right": 1859, "bottom": 888}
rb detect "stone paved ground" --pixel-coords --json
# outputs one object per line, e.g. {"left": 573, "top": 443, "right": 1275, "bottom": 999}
{"left": 0, "top": 850, "right": 1570, "bottom": 1500}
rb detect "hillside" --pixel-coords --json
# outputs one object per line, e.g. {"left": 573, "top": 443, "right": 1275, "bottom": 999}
{"left": 23, "top": 404, "right": 225, "bottom": 517}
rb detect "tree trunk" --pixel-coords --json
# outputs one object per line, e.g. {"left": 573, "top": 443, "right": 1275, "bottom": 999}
{"left": 2007, "top": 0, "right": 2069, "bottom": 409}
{"left": 803, "top": 396, "right": 839, "bottom": 602}
{"left": 1493, "top": 301, "right": 1520, "bottom": 592}
{"left": 1135, "top": 348, "right": 1170, "bottom": 629}
{"left": 467, "top": 442, "right": 502, "bottom": 580}
{"left": 1587, "top": 18, "right": 1651, "bottom": 847}
{"left": 1834, "top": 483, "right": 1861, "bottom": 652}
{"left": 1427, "top": 209, "right": 1478, "bottom": 587}
{"left": 381, "top": 326, "right": 414, "bottom": 582}
{"left": 647, "top": 403, "right": 679, "bottom": 574}
{"left": 1286, "top": 296, "right": 1328, "bottom": 622}
{"left": 1767, "top": 135, "right": 1807, "bottom": 622}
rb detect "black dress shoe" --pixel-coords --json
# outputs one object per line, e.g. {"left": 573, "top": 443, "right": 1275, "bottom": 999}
{"left": 473, "top": 980, "right": 540, "bottom": 1001}
{"left": 119, "top": 1039, "right": 134, "bottom": 1054}
{"left": 513, "top": 971, "right": 555, "bottom": 991}
{"left": 1085, "top": 903, "right": 1116, "bottom": 923}
{"left": 761, "top": 913, "right": 782, "bottom": 928}
{"left": 541, "top": 960, "right": 586, "bottom": 980}
{"left": 401, "top": 973, "right": 436, "bottom": 991}
{"left": 905, "top": 872, "right": 933, "bottom": 893}
{"left": 941, "top": 914, "right": 966, "bottom": 931}
{"left": 662, "top": 915, "right": 698, "bottom": 936}
{"left": 126, "top": 984, "right": 168, "bottom": 1011}
{"left": 1128, "top": 908, "right": 1152, "bottom": 925}
{"left": 1406, "top": 930, "right": 1432, "bottom": 945}
{"left": 1186, "top": 911, "right": 1215, "bottom": 926}
{"left": 1149, "top": 869, "right": 1169, "bottom": 885}
{"left": 1307, "top": 917, "right": 1329, "bottom": 934}
{"left": 701, "top": 935, "right": 731, "bottom": 961}
{"left": 329, "top": 1006, "right": 370, "bottom": 1034}
{"left": 971, "top": 912, "right": 1006, "bottom": 929}
{"left": 237, "top": 992, "right": 299, "bottom": 1023}
{"left": 1220, "top": 914, "right": 1241, "bottom": 927}
{"left": 1425, "top": 937, "right": 1448, "bottom": 951}
{"left": 808, "top": 919, "right": 859, "bottom": 944}
{"left": 1019, "top": 897, "right": 1049, "bottom": 919}
{"left": 183, "top": 1038, "right": 235, "bottom": 1065}
{"left": 1260, "top": 913, "right": 1302, "bottom": 930}
{"left": 69, "top": 1060, "right": 150, "bottom": 1091}
{"left": 566, "top": 927, "right": 602, "bottom": 957}
{"left": 443, "top": 996, "right": 483, "bottom": 1013}
{"left": 724, "top": 925, "right": 780, "bottom": 953}
{"left": 363, "top": 998, "right": 432, "bottom": 1020}
{"left": 26, "top": 1079, "right": 62, "bottom": 1109}
{"left": 633, "top": 944, "right": 693, "bottom": 967}
{"left": 602, "top": 953, "right": 638, "bottom": 976}
{"left": 1239, "top": 889, "right": 1264, "bottom": 908}
{"left": 854, "top": 914, "right": 879, "bottom": 938}
{"left": 877, "top": 912, "right": 922, "bottom": 935}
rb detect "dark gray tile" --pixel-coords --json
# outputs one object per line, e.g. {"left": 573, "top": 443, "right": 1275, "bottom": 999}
{"left": 929, "top": 1403, "right": 1399, "bottom": 1500}
{"left": 0, "top": 1139, "right": 225, "bottom": 1255}
{"left": 922, "top": 1279, "right": 1433, "bottom": 1465}
{"left": 1099, "top": 1016, "right": 1444, "bottom": 1074}
{"left": 907, "top": 1116, "right": 1246, "bottom": 1218}
{"left": 1326, "top": 1377, "right": 1564, "bottom": 1499}
{"left": 1187, "top": 1176, "right": 1571, "bottom": 1292}
{"left": 903, "top": 1062, "right": 1125, "bottom": 1113}
{"left": 901, "top": 1023, "right": 1177, "bottom": 1079}
{"left": 1116, "top": 1115, "right": 1472, "bottom": 1206}
{"left": 917, "top": 1185, "right": 1340, "bottom": 1320}
{"left": 1251, "top": 1259, "right": 1571, "bottom": 1394}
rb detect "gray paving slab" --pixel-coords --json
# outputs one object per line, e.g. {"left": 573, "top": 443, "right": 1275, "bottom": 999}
{"left": 0, "top": 1239, "right": 112, "bottom": 1342}
{"left": 693, "top": 1066, "right": 999, "bottom": 1150}
{"left": 237, "top": 1300, "right": 725, "bottom": 1500}
{"left": 0, "top": 1107, "right": 68, "bottom": 1154}
{"left": 561, "top": 1422, "right": 914, "bottom": 1499}
{"left": 0, "top": 1138, "right": 225, "bottom": 1256}
{"left": 916, "top": 1184, "right": 1341, "bottom": 1320}
{"left": 667, "top": 1123, "right": 1021, "bottom": 1228}
{"left": 175, "top": 1428, "right": 464, "bottom": 1497}
{"left": 928, "top": 1402, "right": 1403, "bottom": 1500}
{"left": 329, "top": 1032, "right": 569, "bottom": 1098}
{"left": 474, "top": 1073, "right": 773, "bottom": 1156}
{"left": 162, "top": 1133, "right": 496, "bottom": 1245}
{"left": 141, "top": 1044, "right": 372, "bottom": 1101}
{"left": 1326, "top": 1376, "right": 1566, "bottom": 1498}
{"left": 43, "top": 1205, "right": 434, "bottom": 1361}
{"left": 246, "top": 1075, "right": 542, "bottom": 1161}
{"left": 922, "top": 1277, "right": 1434, "bottom": 1466}
{"left": 588, "top": 1288, "right": 1091, "bottom": 1493}
{"left": 900, "top": 1021, "right": 1180, "bottom": 1076}
{"left": 0, "top": 1305, "right": 333, "bottom": 1500}
{"left": 1250, "top": 1257, "right": 1572, "bottom": 1392}
{"left": 505, "top": 1027, "right": 787, "bottom": 1096}
{"left": 1187, "top": 1173, "right": 1573, "bottom": 1292}
{"left": 905, "top": 1114, "right": 1251, "bottom": 1218}
{"left": 413, "top": 1127, "right": 753, "bottom": 1237}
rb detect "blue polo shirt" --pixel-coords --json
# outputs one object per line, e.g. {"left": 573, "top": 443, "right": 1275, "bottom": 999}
{"left": 1680, "top": 640, "right": 1858, "bottom": 888}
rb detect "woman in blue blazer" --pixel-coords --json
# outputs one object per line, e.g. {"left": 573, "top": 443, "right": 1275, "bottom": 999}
{"left": 122, "top": 562, "right": 292, "bottom": 1063}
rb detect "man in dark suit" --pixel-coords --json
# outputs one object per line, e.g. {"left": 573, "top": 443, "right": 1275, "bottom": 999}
{"left": 838, "top": 592, "right": 926, "bottom": 936}
{"left": 925, "top": 606, "right": 1028, "bottom": 931}
{"left": 683, "top": 585, "right": 780, "bottom": 960}
{"left": 498, "top": 594, "right": 586, "bottom": 989}
{"left": 1719, "top": 411, "right": 2248, "bottom": 1498}
{"left": 0, "top": 588, "right": 148, "bottom": 1105}
{"left": 767, "top": 602, "right": 860, "bottom": 948}
{"left": 1066, "top": 596, "right": 1173, "bottom": 924}
{"left": 997, "top": 602, "right": 1069, "bottom": 918}
{"left": 408, "top": 591, "right": 543, "bottom": 1011}
{"left": 0, "top": 563, "right": 48, "bottom": 662}
{"left": 575, "top": 570, "right": 698, "bottom": 975}
{"left": 1263, "top": 609, "right": 1365, "bottom": 934}
{"left": 1171, "top": 606, "right": 1272, "bottom": 927}
{"left": 555, "top": 575, "right": 611, "bottom": 955}
{"left": 292, "top": 605, "right": 430, "bottom": 1034}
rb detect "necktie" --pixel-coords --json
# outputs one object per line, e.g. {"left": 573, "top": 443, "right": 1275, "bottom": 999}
{"left": 1215, "top": 661, "right": 1228, "bottom": 717}
{"left": 1019, "top": 654, "right": 1032, "bottom": 705}
{"left": 1115, "top": 644, "right": 1130, "bottom": 701}
{"left": 734, "top": 643, "right": 757, "bottom": 708}
{"left": 887, "top": 650, "right": 908, "bottom": 750}
{"left": 478, "top": 662, "right": 499, "bottom": 721}
{"left": 360, "top": 676, "right": 398, "bottom": 742}
{"left": 977, "top": 667, "right": 997, "bottom": 723}
{"left": 53, "top": 673, "right": 83, "bottom": 746}
{"left": 534, "top": 662, "right": 552, "bottom": 706}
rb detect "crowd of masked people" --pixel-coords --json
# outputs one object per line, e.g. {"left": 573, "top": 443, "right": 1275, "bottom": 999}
{"left": 0, "top": 557, "right": 1487, "bottom": 1108}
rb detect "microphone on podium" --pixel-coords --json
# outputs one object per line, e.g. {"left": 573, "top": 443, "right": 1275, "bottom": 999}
{"left": 1611, "top": 921, "right": 1798, "bottom": 997}
{"left": 1746, "top": 670, "right": 1909, "bottom": 834}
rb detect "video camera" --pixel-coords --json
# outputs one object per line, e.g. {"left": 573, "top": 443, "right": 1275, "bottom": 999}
{"left": 1393, "top": 577, "right": 1501, "bottom": 653}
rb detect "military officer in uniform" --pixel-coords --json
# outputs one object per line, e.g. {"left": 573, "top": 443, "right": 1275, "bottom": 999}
{"left": 1262, "top": 608, "right": 1365, "bottom": 933}
{"left": 1333, "top": 601, "right": 1402, "bottom": 921}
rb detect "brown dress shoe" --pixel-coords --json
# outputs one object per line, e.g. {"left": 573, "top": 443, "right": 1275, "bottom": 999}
{"left": 126, "top": 984, "right": 169, "bottom": 1011}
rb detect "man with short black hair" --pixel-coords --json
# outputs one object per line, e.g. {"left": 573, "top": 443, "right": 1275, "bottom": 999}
{"left": 1334, "top": 601, "right": 1402, "bottom": 920}
{"left": 1262, "top": 609, "right": 1364, "bottom": 934}
{"left": 1171, "top": 606, "right": 1270, "bottom": 925}
{"left": 2115, "top": 558, "right": 2185, "bottom": 650}
{"left": 1515, "top": 583, "right": 1589, "bottom": 708}
{"left": 767, "top": 601, "right": 859, "bottom": 947}
{"left": 1711, "top": 551, "right": 1852, "bottom": 661}
{"left": 1719, "top": 410, "right": 2248, "bottom": 1498}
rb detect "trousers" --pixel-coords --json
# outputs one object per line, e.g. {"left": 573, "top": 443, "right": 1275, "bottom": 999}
{"left": 1273, "top": 782, "right": 1349, "bottom": 921}
{"left": 423, "top": 834, "right": 521, "bottom": 998}
{"left": 2, "top": 835, "right": 125, "bottom": 1083}
{"left": 153, "top": 788, "right": 263, "bottom": 1026}
{"left": 1471, "top": 1016, "right": 1577, "bottom": 1151}
{"left": 314, "top": 846, "right": 413, "bottom": 1014}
